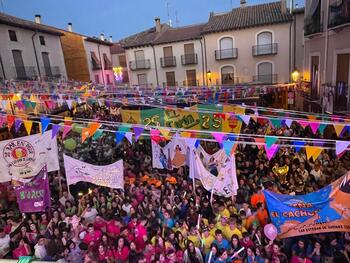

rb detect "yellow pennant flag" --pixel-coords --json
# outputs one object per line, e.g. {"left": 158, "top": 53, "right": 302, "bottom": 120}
{"left": 333, "top": 124, "right": 345, "bottom": 137}
{"left": 159, "top": 127, "right": 171, "bottom": 140}
{"left": 306, "top": 146, "right": 323, "bottom": 161}
{"left": 88, "top": 122, "right": 101, "bottom": 137}
{"left": 23, "top": 120, "right": 33, "bottom": 135}
{"left": 180, "top": 131, "right": 191, "bottom": 138}
{"left": 81, "top": 128, "right": 90, "bottom": 143}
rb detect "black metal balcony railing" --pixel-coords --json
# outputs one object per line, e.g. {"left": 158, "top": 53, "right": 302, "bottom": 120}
{"left": 92, "top": 62, "right": 102, "bottom": 70}
{"left": 183, "top": 80, "right": 199, "bottom": 86}
{"left": 216, "top": 77, "right": 240, "bottom": 85}
{"left": 104, "top": 63, "right": 113, "bottom": 70}
{"left": 181, "top": 54, "right": 198, "bottom": 65}
{"left": 162, "top": 81, "right": 178, "bottom": 87}
{"left": 13, "top": 66, "right": 37, "bottom": 80}
{"left": 304, "top": 22, "right": 323, "bottom": 36}
{"left": 328, "top": 3, "right": 350, "bottom": 29}
{"left": 252, "top": 43, "right": 278, "bottom": 56}
{"left": 253, "top": 74, "right": 278, "bottom": 84}
{"left": 215, "top": 48, "right": 238, "bottom": 60}
{"left": 42, "top": 66, "right": 61, "bottom": 78}
{"left": 129, "top": 59, "right": 151, "bottom": 70}
{"left": 160, "top": 56, "right": 176, "bottom": 67}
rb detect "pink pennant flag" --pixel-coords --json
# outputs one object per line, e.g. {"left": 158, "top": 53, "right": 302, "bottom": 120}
{"left": 298, "top": 120, "right": 309, "bottom": 128}
{"left": 150, "top": 129, "right": 161, "bottom": 143}
{"left": 336, "top": 141, "right": 350, "bottom": 156}
{"left": 264, "top": 144, "right": 279, "bottom": 160}
{"left": 62, "top": 125, "right": 72, "bottom": 139}
{"left": 212, "top": 132, "right": 225, "bottom": 144}
{"left": 309, "top": 122, "right": 320, "bottom": 134}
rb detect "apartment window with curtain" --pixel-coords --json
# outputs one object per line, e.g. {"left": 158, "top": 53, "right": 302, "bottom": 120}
{"left": 9, "top": 30, "right": 17, "bottom": 42}
{"left": 39, "top": 36, "right": 46, "bottom": 46}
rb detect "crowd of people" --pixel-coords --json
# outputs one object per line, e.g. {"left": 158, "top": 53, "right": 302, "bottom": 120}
{"left": 0, "top": 103, "right": 350, "bottom": 263}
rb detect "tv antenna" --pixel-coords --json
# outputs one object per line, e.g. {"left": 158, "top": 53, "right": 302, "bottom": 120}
{"left": 166, "top": 1, "right": 172, "bottom": 26}
{"left": 175, "top": 10, "right": 180, "bottom": 27}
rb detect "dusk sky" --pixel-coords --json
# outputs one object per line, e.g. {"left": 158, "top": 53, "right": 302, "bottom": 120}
{"left": 3, "top": 0, "right": 304, "bottom": 41}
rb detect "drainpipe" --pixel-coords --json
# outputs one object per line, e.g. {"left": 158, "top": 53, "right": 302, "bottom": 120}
{"left": 203, "top": 37, "right": 208, "bottom": 85}
{"left": 0, "top": 54, "right": 6, "bottom": 80}
{"left": 32, "top": 31, "right": 41, "bottom": 78}
{"left": 322, "top": 0, "right": 330, "bottom": 113}
{"left": 199, "top": 38, "right": 205, "bottom": 86}
{"left": 152, "top": 45, "right": 159, "bottom": 87}
{"left": 97, "top": 44, "right": 105, "bottom": 85}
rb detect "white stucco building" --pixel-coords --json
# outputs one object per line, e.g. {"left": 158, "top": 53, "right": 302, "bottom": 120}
{"left": 0, "top": 13, "right": 67, "bottom": 81}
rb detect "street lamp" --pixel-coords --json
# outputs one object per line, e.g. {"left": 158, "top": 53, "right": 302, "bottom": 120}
{"left": 206, "top": 70, "right": 212, "bottom": 86}
{"left": 291, "top": 68, "right": 300, "bottom": 83}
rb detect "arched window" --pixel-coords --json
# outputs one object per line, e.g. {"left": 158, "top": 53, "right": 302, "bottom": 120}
{"left": 257, "top": 31, "right": 273, "bottom": 55}
{"left": 221, "top": 66, "right": 235, "bottom": 85}
{"left": 257, "top": 62, "right": 273, "bottom": 83}
{"left": 219, "top": 37, "right": 234, "bottom": 59}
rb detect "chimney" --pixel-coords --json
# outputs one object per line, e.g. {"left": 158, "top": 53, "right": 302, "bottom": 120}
{"left": 34, "top": 14, "right": 41, "bottom": 24}
{"left": 155, "top": 17, "right": 161, "bottom": 33}
{"left": 109, "top": 36, "right": 113, "bottom": 42}
{"left": 100, "top": 33, "right": 105, "bottom": 41}
{"left": 281, "top": 0, "right": 288, "bottom": 13}
{"left": 67, "top": 22, "right": 73, "bottom": 32}
{"left": 240, "top": 0, "right": 246, "bottom": 7}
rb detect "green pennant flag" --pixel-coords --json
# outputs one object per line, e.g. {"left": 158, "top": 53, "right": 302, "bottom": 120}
{"left": 270, "top": 118, "right": 281, "bottom": 128}
{"left": 265, "top": 136, "right": 278, "bottom": 149}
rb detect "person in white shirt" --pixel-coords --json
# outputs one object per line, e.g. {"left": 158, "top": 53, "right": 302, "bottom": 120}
{"left": 81, "top": 203, "right": 98, "bottom": 224}
{"left": 34, "top": 235, "right": 47, "bottom": 260}
{"left": 59, "top": 191, "right": 74, "bottom": 207}
{"left": 297, "top": 162, "right": 309, "bottom": 182}
{"left": 0, "top": 228, "right": 10, "bottom": 258}
{"left": 310, "top": 162, "right": 324, "bottom": 183}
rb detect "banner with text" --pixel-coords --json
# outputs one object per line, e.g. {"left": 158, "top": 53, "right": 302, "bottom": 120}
{"left": 63, "top": 155, "right": 124, "bottom": 189}
{"left": 14, "top": 165, "right": 51, "bottom": 213}
{"left": 264, "top": 172, "right": 350, "bottom": 238}
{"left": 0, "top": 131, "right": 59, "bottom": 182}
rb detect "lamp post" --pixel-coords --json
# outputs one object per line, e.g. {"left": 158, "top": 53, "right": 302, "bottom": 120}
{"left": 206, "top": 70, "right": 212, "bottom": 86}
{"left": 291, "top": 68, "right": 300, "bottom": 83}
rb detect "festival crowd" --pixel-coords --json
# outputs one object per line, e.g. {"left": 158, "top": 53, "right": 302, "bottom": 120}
{"left": 0, "top": 103, "right": 350, "bottom": 263}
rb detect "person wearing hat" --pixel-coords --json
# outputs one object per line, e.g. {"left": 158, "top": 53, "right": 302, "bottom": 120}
{"left": 201, "top": 226, "right": 215, "bottom": 255}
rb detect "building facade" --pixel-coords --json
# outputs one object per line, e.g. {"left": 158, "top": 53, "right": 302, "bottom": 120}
{"left": 110, "top": 42, "right": 129, "bottom": 84}
{"left": 0, "top": 13, "right": 67, "bottom": 81}
{"left": 303, "top": 0, "right": 350, "bottom": 112}
{"left": 120, "top": 1, "right": 304, "bottom": 87}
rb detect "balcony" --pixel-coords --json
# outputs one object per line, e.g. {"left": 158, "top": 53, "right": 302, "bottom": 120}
{"left": 129, "top": 59, "right": 151, "bottom": 70}
{"left": 183, "top": 80, "right": 199, "bottom": 86}
{"left": 160, "top": 56, "right": 176, "bottom": 67}
{"left": 328, "top": 3, "right": 350, "bottom": 29}
{"left": 252, "top": 74, "right": 277, "bottom": 84}
{"left": 181, "top": 54, "right": 198, "bottom": 65}
{"left": 304, "top": 22, "right": 323, "bottom": 36}
{"left": 216, "top": 77, "right": 240, "bottom": 85}
{"left": 92, "top": 62, "right": 102, "bottom": 70}
{"left": 42, "top": 66, "right": 61, "bottom": 78}
{"left": 252, "top": 43, "right": 278, "bottom": 56}
{"left": 215, "top": 48, "right": 238, "bottom": 60}
{"left": 162, "top": 81, "right": 178, "bottom": 87}
{"left": 13, "top": 66, "right": 37, "bottom": 80}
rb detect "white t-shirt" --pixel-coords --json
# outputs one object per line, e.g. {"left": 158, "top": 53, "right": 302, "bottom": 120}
{"left": 0, "top": 235, "right": 10, "bottom": 256}
{"left": 34, "top": 244, "right": 47, "bottom": 259}
{"left": 83, "top": 208, "right": 98, "bottom": 223}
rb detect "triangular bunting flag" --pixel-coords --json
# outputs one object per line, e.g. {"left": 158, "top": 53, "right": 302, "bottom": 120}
{"left": 133, "top": 126, "right": 144, "bottom": 142}
{"left": 318, "top": 123, "right": 327, "bottom": 135}
{"left": 88, "top": 122, "right": 101, "bottom": 137}
{"left": 298, "top": 120, "right": 309, "bottom": 128}
{"left": 254, "top": 138, "right": 265, "bottom": 150}
{"left": 334, "top": 124, "right": 345, "bottom": 137}
{"left": 15, "top": 119, "right": 22, "bottom": 133}
{"left": 212, "top": 132, "right": 225, "bottom": 144}
{"left": 0, "top": 116, "right": 5, "bottom": 127}
{"left": 66, "top": 100, "right": 74, "bottom": 110}
{"left": 62, "top": 125, "right": 72, "bottom": 139}
{"left": 306, "top": 146, "right": 323, "bottom": 161}
{"left": 81, "top": 128, "right": 90, "bottom": 143}
{"left": 159, "top": 127, "right": 171, "bottom": 140}
{"left": 115, "top": 131, "right": 125, "bottom": 144}
{"left": 293, "top": 141, "right": 306, "bottom": 152}
{"left": 239, "top": 115, "right": 251, "bottom": 125}
{"left": 227, "top": 135, "right": 236, "bottom": 142}
{"left": 64, "top": 117, "right": 72, "bottom": 126}
{"left": 265, "top": 136, "right": 278, "bottom": 149}
{"left": 150, "top": 129, "right": 161, "bottom": 143}
{"left": 270, "top": 118, "right": 281, "bottom": 129}
{"left": 335, "top": 141, "right": 350, "bottom": 156}
{"left": 41, "top": 117, "right": 51, "bottom": 134}
{"left": 125, "top": 132, "right": 133, "bottom": 144}
{"left": 51, "top": 124, "right": 61, "bottom": 139}
{"left": 223, "top": 141, "right": 235, "bottom": 157}
{"left": 309, "top": 122, "right": 320, "bottom": 134}
{"left": 7, "top": 115, "right": 15, "bottom": 130}
{"left": 92, "top": 130, "right": 103, "bottom": 140}
{"left": 264, "top": 144, "right": 279, "bottom": 160}
{"left": 22, "top": 120, "right": 32, "bottom": 135}
{"left": 184, "top": 138, "right": 197, "bottom": 149}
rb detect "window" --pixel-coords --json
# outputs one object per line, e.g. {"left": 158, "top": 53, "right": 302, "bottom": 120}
{"left": 119, "top": 55, "right": 127, "bottom": 67}
{"left": 42, "top": 52, "right": 52, "bottom": 77}
{"left": 165, "top": 72, "right": 176, "bottom": 86}
{"left": 257, "top": 62, "right": 273, "bottom": 83}
{"left": 137, "top": 74, "right": 147, "bottom": 86}
{"left": 106, "top": 74, "right": 111, "bottom": 84}
{"left": 95, "top": 74, "right": 100, "bottom": 84}
{"left": 221, "top": 66, "right": 235, "bottom": 85}
{"left": 39, "top": 36, "right": 45, "bottom": 45}
{"left": 257, "top": 31, "right": 273, "bottom": 55}
{"left": 9, "top": 30, "right": 17, "bottom": 42}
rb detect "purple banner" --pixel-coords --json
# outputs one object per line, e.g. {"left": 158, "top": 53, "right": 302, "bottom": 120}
{"left": 15, "top": 166, "right": 51, "bottom": 213}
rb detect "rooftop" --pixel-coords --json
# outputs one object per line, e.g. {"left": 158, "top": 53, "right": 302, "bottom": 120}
{"left": 153, "top": 24, "right": 205, "bottom": 45}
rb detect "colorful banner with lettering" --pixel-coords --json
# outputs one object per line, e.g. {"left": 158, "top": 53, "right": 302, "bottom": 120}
{"left": 0, "top": 131, "right": 59, "bottom": 182}
{"left": 264, "top": 173, "right": 350, "bottom": 238}
{"left": 14, "top": 166, "right": 51, "bottom": 213}
{"left": 152, "top": 138, "right": 188, "bottom": 170}
{"left": 63, "top": 155, "right": 124, "bottom": 189}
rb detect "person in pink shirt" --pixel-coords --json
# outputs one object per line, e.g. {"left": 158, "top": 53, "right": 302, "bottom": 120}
{"left": 93, "top": 216, "right": 106, "bottom": 232}
{"left": 127, "top": 215, "right": 138, "bottom": 230}
{"left": 12, "top": 238, "right": 31, "bottom": 259}
{"left": 113, "top": 236, "right": 129, "bottom": 262}
{"left": 106, "top": 218, "right": 121, "bottom": 239}
{"left": 83, "top": 224, "right": 102, "bottom": 249}
{"left": 97, "top": 244, "right": 114, "bottom": 263}
{"left": 135, "top": 217, "right": 148, "bottom": 252}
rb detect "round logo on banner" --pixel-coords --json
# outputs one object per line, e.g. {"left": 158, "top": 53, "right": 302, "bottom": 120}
{"left": 3, "top": 139, "right": 36, "bottom": 167}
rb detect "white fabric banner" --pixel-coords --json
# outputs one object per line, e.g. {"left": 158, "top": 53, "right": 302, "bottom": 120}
{"left": 0, "top": 131, "right": 59, "bottom": 182}
{"left": 190, "top": 149, "right": 238, "bottom": 197}
{"left": 63, "top": 155, "right": 124, "bottom": 190}
{"left": 152, "top": 138, "right": 188, "bottom": 170}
